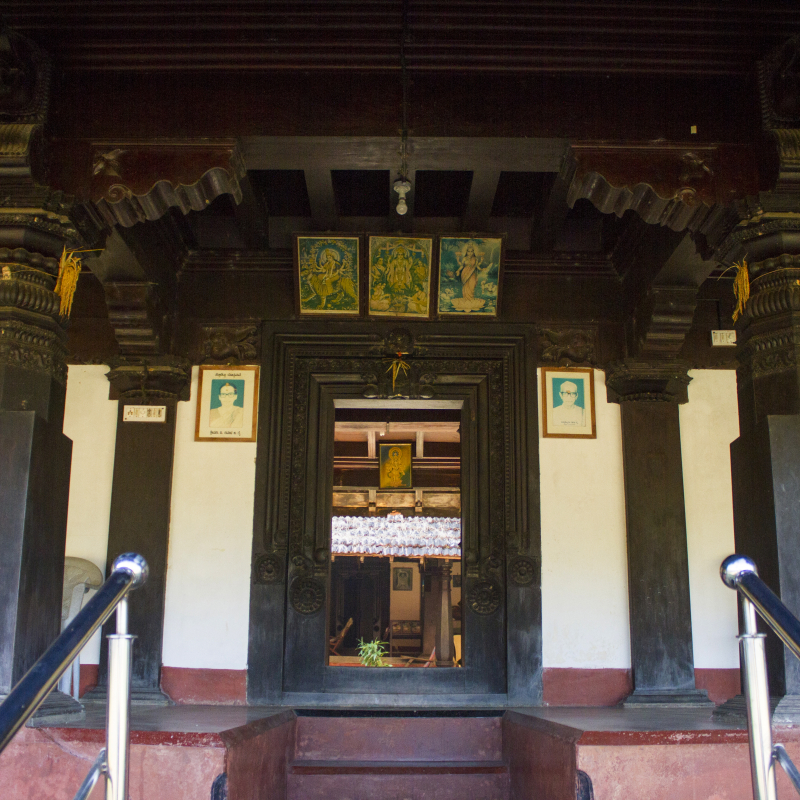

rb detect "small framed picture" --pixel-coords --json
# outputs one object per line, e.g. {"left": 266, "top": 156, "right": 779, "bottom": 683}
{"left": 195, "top": 365, "right": 259, "bottom": 442}
{"left": 294, "top": 235, "right": 361, "bottom": 316}
{"left": 368, "top": 235, "right": 434, "bottom": 317}
{"left": 379, "top": 443, "right": 412, "bottom": 488}
{"left": 541, "top": 367, "right": 596, "bottom": 439}
{"left": 437, "top": 236, "right": 503, "bottom": 317}
{"left": 393, "top": 567, "right": 414, "bottom": 591}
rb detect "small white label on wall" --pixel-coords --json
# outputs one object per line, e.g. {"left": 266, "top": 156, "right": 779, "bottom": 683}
{"left": 711, "top": 330, "right": 737, "bottom": 347}
{"left": 123, "top": 405, "right": 166, "bottom": 422}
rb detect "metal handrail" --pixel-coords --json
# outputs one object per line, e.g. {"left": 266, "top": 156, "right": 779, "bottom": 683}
{"left": 0, "top": 552, "right": 148, "bottom": 800}
{"left": 721, "top": 554, "right": 800, "bottom": 800}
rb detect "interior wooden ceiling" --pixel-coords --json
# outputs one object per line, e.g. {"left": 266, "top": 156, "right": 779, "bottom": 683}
{"left": 6, "top": 1, "right": 799, "bottom": 75}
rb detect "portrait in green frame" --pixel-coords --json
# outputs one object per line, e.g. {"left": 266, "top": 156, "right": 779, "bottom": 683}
{"left": 437, "top": 236, "right": 503, "bottom": 316}
{"left": 379, "top": 443, "right": 412, "bottom": 489}
{"left": 368, "top": 236, "right": 433, "bottom": 318}
{"left": 295, "top": 235, "right": 360, "bottom": 315}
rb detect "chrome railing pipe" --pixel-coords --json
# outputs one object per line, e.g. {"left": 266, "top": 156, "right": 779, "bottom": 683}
{"left": 723, "top": 556, "right": 778, "bottom": 800}
{"left": 0, "top": 553, "right": 147, "bottom": 755}
{"left": 105, "top": 596, "right": 134, "bottom": 800}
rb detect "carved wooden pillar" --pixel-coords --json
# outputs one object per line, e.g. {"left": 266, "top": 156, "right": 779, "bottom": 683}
{"left": 421, "top": 567, "right": 438, "bottom": 656}
{"left": 720, "top": 36, "right": 800, "bottom": 721}
{"left": 86, "top": 357, "right": 191, "bottom": 704}
{"left": 606, "top": 360, "right": 711, "bottom": 706}
{"left": 0, "top": 27, "right": 85, "bottom": 720}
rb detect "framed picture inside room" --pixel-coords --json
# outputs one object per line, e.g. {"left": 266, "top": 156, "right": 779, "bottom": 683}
{"left": 195, "top": 365, "right": 259, "bottom": 442}
{"left": 379, "top": 443, "right": 412, "bottom": 488}
{"left": 541, "top": 367, "right": 596, "bottom": 439}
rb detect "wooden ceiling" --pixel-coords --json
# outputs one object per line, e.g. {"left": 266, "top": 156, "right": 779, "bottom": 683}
{"left": 6, "top": 1, "right": 800, "bottom": 75}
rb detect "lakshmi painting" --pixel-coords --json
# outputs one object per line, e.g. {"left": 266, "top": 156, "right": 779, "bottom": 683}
{"left": 295, "top": 235, "right": 360, "bottom": 315}
{"left": 437, "top": 236, "right": 503, "bottom": 317}
{"left": 368, "top": 236, "right": 433, "bottom": 318}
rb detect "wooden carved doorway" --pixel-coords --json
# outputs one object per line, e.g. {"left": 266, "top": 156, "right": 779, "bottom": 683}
{"left": 248, "top": 323, "right": 541, "bottom": 705}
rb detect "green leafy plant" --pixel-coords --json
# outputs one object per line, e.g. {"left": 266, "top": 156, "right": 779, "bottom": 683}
{"left": 357, "top": 638, "right": 391, "bottom": 667}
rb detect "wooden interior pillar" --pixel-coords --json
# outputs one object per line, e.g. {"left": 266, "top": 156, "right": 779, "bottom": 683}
{"left": 87, "top": 358, "right": 191, "bottom": 704}
{"left": 606, "top": 360, "right": 711, "bottom": 705}
{"left": 435, "top": 560, "right": 455, "bottom": 666}
{"left": 421, "top": 567, "right": 438, "bottom": 656}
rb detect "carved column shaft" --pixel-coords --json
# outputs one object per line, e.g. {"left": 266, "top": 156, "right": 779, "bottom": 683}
{"left": 89, "top": 358, "right": 191, "bottom": 705}
{"left": 606, "top": 360, "right": 710, "bottom": 706}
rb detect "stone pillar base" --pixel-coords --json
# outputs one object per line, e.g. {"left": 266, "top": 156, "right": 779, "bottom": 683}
{"left": 624, "top": 688, "right": 713, "bottom": 708}
{"left": 82, "top": 685, "right": 172, "bottom": 706}
{"left": 0, "top": 689, "right": 86, "bottom": 727}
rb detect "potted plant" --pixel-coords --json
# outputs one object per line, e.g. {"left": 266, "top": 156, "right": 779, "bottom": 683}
{"left": 357, "top": 638, "right": 392, "bottom": 667}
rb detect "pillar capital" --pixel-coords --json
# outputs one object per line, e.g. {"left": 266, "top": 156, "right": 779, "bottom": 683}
{"left": 106, "top": 355, "right": 192, "bottom": 402}
{"left": 605, "top": 359, "right": 692, "bottom": 404}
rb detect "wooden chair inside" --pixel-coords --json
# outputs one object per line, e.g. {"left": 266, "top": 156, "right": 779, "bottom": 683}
{"left": 401, "top": 647, "right": 436, "bottom": 667}
{"left": 329, "top": 617, "right": 354, "bottom": 655}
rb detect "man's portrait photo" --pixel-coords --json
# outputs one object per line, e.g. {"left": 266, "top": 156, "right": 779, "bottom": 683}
{"left": 542, "top": 367, "right": 596, "bottom": 439}
{"left": 195, "top": 365, "right": 260, "bottom": 442}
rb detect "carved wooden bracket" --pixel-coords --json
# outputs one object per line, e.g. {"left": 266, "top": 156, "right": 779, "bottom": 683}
{"left": 104, "top": 281, "right": 166, "bottom": 356}
{"left": 632, "top": 286, "right": 698, "bottom": 361}
{"left": 86, "top": 141, "right": 245, "bottom": 228}
{"left": 563, "top": 143, "right": 757, "bottom": 249}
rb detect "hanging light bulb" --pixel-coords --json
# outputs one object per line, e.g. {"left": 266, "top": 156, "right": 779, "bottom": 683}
{"left": 394, "top": 178, "right": 411, "bottom": 215}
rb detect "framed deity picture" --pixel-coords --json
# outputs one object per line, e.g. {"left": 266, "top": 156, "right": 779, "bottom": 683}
{"left": 379, "top": 443, "right": 412, "bottom": 488}
{"left": 368, "top": 235, "right": 434, "bottom": 317}
{"left": 393, "top": 567, "right": 414, "bottom": 592}
{"left": 294, "top": 235, "right": 361, "bottom": 316}
{"left": 437, "top": 236, "right": 503, "bottom": 317}
{"left": 541, "top": 367, "right": 596, "bottom": 439}
{"left": 195, "top": 365, "right": 260, "bottom": 442}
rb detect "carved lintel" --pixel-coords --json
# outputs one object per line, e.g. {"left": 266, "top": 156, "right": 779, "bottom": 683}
{"left": 0, "top": 25, "right": 51, "bottom": 126}
{"left": 0, "top": 247, "right": 67, "bottom": 384}
{"left": 605, "top": 358, "right": 692, "bottom": 404}
{"left": 736, "top": 264, "right": 800, "bottom": 382}
{"left": 106, "top": 355, "right": 191, "bottom": 402}
{"left": 538, "top": 326, "right": 596, "bottom": 366}
{"left": 758, "top": 36, "right": 800, "bottom": 131}
{"left": 633, "top": 286, "right": 698, "bottom": 361}
{"left": 199, "top": 323, "right": 260, "bottom": 365}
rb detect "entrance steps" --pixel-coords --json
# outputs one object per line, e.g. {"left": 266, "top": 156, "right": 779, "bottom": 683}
{"left": 288, "top": 711, "right": 509, "bottom": 800}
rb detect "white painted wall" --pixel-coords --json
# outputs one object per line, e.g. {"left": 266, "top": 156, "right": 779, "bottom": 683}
{"left": 161, "top": 367, "right": 256, "bottom": 670}
{"left": 540, "top": 369, "right": 631, "bottom": 668}
{"left": 63, "top": 365, "right": 118, "bottom": 664}
{"left": 61, "top": 363, "right": 741, "bottom": 674}
{"left": 680, "top": 369, "right": 740, "bottom": 669}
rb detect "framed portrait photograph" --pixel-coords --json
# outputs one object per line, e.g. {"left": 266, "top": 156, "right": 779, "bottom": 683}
{"left": 294, "top": 234, "right": 361, "bottom": 316}
{"left": 195, "top": 365, "right": 259, "bottom": 442}
{"left": 541, "top": 367, "right": 596, "bottom": 439}
{"left": 393, "top": 567, "right": 414, "bottom": 592}
{"left": 379, "top": 443, "right": 412, "bottom": 488}
{"left": 437, "top": 236, "right": 503, "bottom": 317}
{"left": 368, "top": 235, "right": 433, "bottom": 317}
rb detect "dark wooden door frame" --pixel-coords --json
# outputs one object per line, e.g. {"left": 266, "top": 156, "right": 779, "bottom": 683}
{"left": 247, "top": 322, "right": 542, "bottom": 706}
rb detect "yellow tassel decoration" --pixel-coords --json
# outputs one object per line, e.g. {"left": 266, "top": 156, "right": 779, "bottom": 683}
{"left": 54, "top": 247, "right": 83, "bottom": 319}
{"left": 731, "top": 260, "right": 750, "bottom": 323}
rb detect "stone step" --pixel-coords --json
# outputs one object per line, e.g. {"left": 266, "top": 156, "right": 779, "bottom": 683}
{"left": 293, "top": 714, "right": 503, "bottom": 762}
{"left": 287, "top": 760, "right": 509, "bottom": 800}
